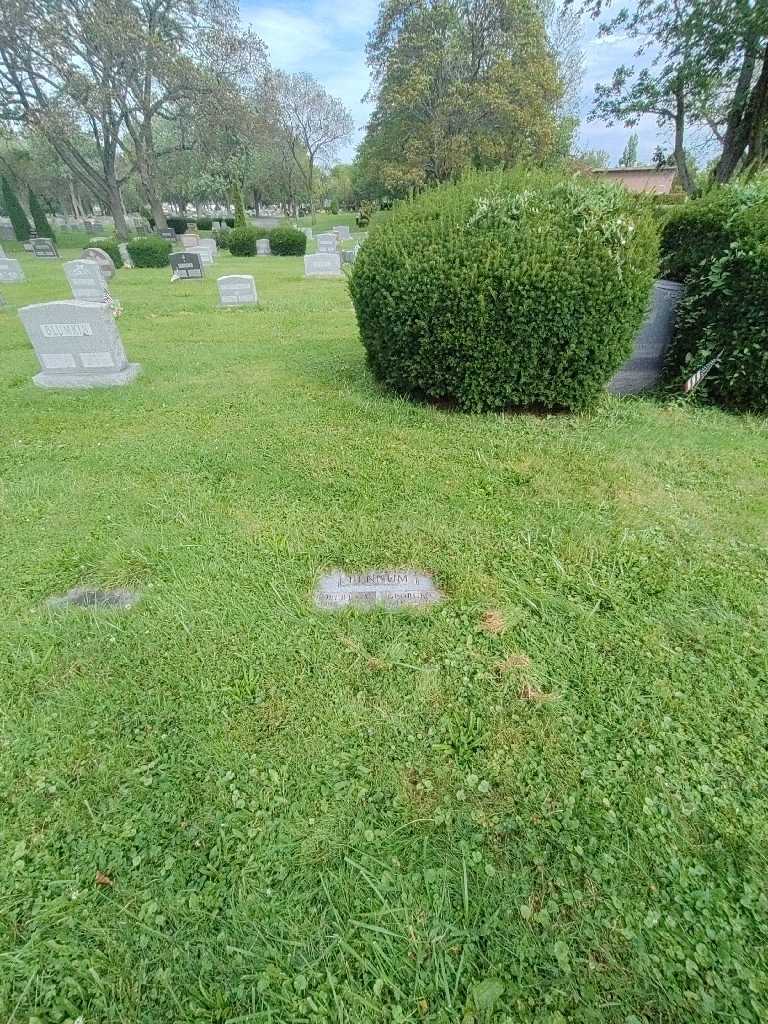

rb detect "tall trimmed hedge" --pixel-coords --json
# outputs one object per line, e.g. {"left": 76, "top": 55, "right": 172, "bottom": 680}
{"left": 28, "top": 189, "right": 56, "bottom": 240}
{"left": 660, "top": 183, "right": 768, "bottom": 282}
{"left": 166, "top": 216, "right": 188, "bottom": 235}
{"left": 2, "top": 176, "right": 32, "bottom": 241}
{"left": 349, "top": 171, "right": 659, "bottom": 412}
{"left": 664, "top": 192, "right": 768, "bottom": 412}
{"left": 665, "top": 240, "right": 768, "bottom": 412}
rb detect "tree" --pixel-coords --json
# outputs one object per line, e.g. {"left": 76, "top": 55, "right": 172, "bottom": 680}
{"left": 359, "top": 0, "right": 567, "bottom": 195}
{"left": 0, "top": 0, "right": 133, "bottom": 234}
{"left": 1, "top": 174, "right": 31, "bottom": 240}
{"left": 572, "top": 0, "right": 768, "bottom": 191}
{"left": 28, "top": 187, "right": 55, "bottom": 238}
{"left": 268, "top": 71, "right": 353, "bottom": 222}
{"left": 619, "top": 132, "right": 639, "bottom": 166}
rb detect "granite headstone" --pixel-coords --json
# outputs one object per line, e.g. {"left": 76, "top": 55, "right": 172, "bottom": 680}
{"left": 31, "top": 237, "right": 59, "bottom": 259}
{"left": 0, "top": 258, "right": 25, "bottom": 283}
{"left": 304, "top": 253, "right": 342, "bottom": 278}
{"left": 81, "top": 247, "right": 116, "bottom": 280}
{"left": 217, "top": 274, "right": 258, "bottom": 307}
{"left": 170, "top": 251, "right": 204, "bottom": 280}
{"left": 256, "top": 238, "right": 271, "bottom": 255}
{"left": 64, "top": 260, "right": 110, "bottom": 302}
{"left": 18, "top": 300, "right": 140, "bottom": 388}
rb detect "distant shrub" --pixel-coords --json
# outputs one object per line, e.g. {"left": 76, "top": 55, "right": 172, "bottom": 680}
{"left": 197, "top": 216, "right": 212, "bottom": 231}
{"left": 224, "top": 217, "right": 235, "bottom": 228}
{"left": 166, "top": 216, "right": 188, "bottom": 235}
{"left": 89, "top": 236, "right": 123, "bottom": 269}
{"left": 2, "top": 175, "right": 32, "bottom": 241}
{"left": 349, "top": 170, "right": 659, "bottom": 413}
{"left": 212, "top": 227, "right": 231, "bottom": 250}
{"left": 28, "top": 188, "right": 56, "bottom": 241}
{"left": 126, "top": 236, "right": 172, "bottom": 268}
{"left": 268, "top": 226, "right": 306, "bottom": 255}
{"left": 330, "top": 201, "right": 339, "bottom": 215}
{"left": 228, "top": 226, "right": 259, "bottom": 256}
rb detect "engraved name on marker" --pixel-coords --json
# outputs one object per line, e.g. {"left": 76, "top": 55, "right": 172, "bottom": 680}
{"left": 315, "top": 569, "right": 443, "bottom": 610}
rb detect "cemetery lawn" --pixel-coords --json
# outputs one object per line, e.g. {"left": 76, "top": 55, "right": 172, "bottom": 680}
{"left": 2, "top": 243, "right": 768, "bottom": 1024}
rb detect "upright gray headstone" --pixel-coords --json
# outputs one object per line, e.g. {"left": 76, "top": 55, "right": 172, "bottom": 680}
{"left": 118, "top": 243, "right": 134, "bottom": 269}
{"left": 333, "top": 225, "right": 352, "bottom": 240}
{"left": 0, "top": 221, "right": 13, "bottom": 241}
{"left": 301, "top": 227, "right": 313, "bottom": 240}
{"left": 180, "top": 233, "right": 198, "bottom": 249}
{"left": 170, "top": 251, "right": 204, "bottom": 280}
{"left": 256, "top": 238, "right": 271, "bottom": 256}
{"left": 197, "top": 238, "right": 216, "bottom": 260}
{"left": 608, "top": 280, "right": 685, "bottom": 395}
{"left": 304, "top": 253, "right": 342, "bottom": 278}
{"left": 31, "top": 237, "right": 59, "bottom": 259}
{"left": 81, "top": 247, "right": 116, "bottom": 280}
{"left": 159, "top": 228, "right": 177, "bottom": 242}
{"left": 217, "top": 275, "right": 257, "bottom": 307}
{"left": 188, "top": 245, "right": 213, "bottom": 266}
{"left": 341, "top": 246, "right": 359, "bottom": 265}
{"left": 0, "top": 258, "right": 25, "bottom": 283}
{"left": 64, "top": 260, "right": 109, "bottom": 302}
{"left": 18, "top": 300, "right": 140, "bottom": 388}
{"left": 0, "top": 243, "right": 5, "bottom": 258}
{"left": 316, "top": 233, "right": 338, "bottom": 254}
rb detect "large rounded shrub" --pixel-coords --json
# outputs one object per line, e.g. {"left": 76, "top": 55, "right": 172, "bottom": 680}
{"left": 228, "top": 226, "right": 258, "bottom": 256}
{"left": 269, "top": 226, "right": 306, "bottom": 255}
{"left": 349, "top": 172, "right": 659, "bottom": 412}
{"left": 126, "top": 236, "right": 172, "bottom": 268}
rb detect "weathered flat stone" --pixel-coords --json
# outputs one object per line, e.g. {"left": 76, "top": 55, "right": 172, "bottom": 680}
{"left": 315, "top": 569, "right": 443, "bottom": 610}
{"left": 304, "top": 253, "right": 342, "bottom": 278}
{"left": 46, "top": 587, "right": 142, "bottom": 610}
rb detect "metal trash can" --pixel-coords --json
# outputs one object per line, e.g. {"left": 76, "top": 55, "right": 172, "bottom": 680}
{"left": 607, "top": 280, "right": 685, "bottom": 395}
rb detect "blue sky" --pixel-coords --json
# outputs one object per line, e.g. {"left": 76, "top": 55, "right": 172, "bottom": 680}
{"left": 241, "top": 0, "right": 674, "bottom": 166}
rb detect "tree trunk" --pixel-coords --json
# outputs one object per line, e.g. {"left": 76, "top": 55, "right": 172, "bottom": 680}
{"left": 673, "top": 80, "right": 695, "bottom": 196}
{"left": 712, "top": 43, "right": 765, "bottom": 185}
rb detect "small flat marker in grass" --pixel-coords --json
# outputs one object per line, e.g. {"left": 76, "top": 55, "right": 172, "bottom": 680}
{"left": 46, "top": 587, "right": 142, "bottom": 610}
{"left": 314, "top": 569, "right": 443, "bottom": 610}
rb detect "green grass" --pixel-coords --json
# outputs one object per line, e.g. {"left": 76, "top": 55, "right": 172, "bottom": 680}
{"left": 1, "top": 243, "right": 767, "bottom": 1024}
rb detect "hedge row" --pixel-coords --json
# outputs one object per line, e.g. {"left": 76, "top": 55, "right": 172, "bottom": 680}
{"left": 215, "top": 225, "right": 306, "bottom": 256}
{"left": 662, "top": 182, "right": 768, "bottom": 412}
{"left": 349, "top": 170, "right": 659, "bottom": 413}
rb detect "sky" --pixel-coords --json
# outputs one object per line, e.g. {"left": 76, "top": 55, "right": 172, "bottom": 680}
{"left": 240, "top": 0, "right": 674, "bottom": 167}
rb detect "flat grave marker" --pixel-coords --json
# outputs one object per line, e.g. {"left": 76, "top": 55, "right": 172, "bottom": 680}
{"left": 31, "top": 237, "right": 59, "bottom": 259}
{"left": 18, "top": 299, "right": 141, "bottom": 388}
{"left": 304, "top": 252, "right": 342, "bottom": 278}
{"left": 170, "top": 251, "right": 204, "bottom": 280}
{"left": 315, "top": 570, "right": 443, "bottom": 611}
{"left": 46, "top": 586, "right": 141, "bottom": 610}
{"left": 217, "top": 274, "right": 258, "bottom": 307}
{"left": 64, "top": 260, "right": 110, "bottom": 302}
{"left": 0, "top": 258, "right": 25, "bottom": 283}
{"left": 81, "top": 247, "right": 116, "bottom": 280}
